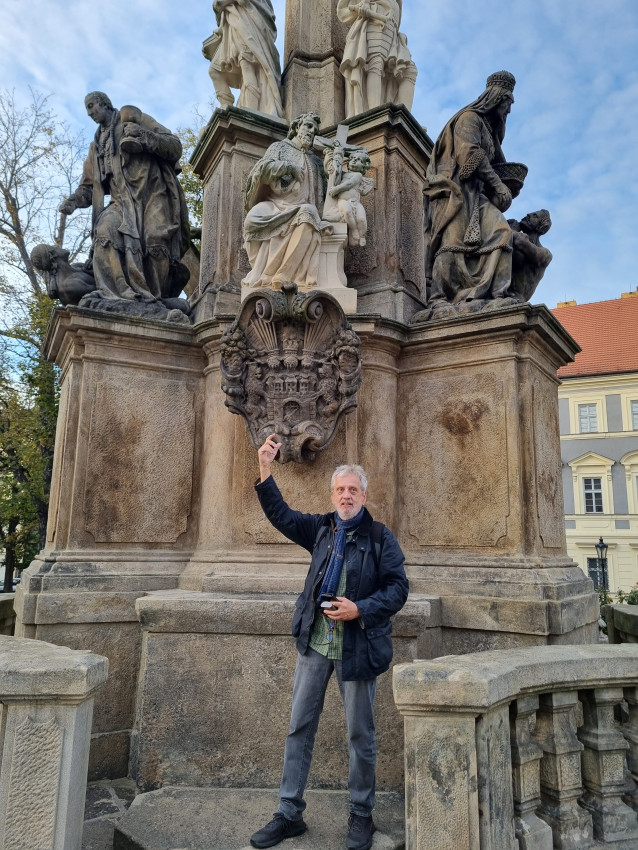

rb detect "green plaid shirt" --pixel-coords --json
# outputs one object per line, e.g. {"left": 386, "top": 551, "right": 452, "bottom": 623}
{"left": 308, "top": 532, "right": 353, "bottom": 660}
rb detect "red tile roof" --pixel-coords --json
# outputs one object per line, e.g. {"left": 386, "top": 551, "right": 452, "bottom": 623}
{"left": 551, "top": 295, "right": 638, "bottom": 378}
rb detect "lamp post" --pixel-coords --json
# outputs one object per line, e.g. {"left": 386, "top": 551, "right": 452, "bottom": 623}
{"left": 594, "top": 536, "right": 609, "bottom": 591}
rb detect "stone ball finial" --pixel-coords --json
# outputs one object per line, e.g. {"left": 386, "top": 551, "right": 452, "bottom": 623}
{"left": 486, "top": 71, "right": 516, "bottom": 92}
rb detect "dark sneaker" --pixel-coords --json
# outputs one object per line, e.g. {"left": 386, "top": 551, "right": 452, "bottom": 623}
{"left": 250, "top": 812, "right": 307, "bottom": 848}
{"left": 346, "top": 813, "right": 376, "bottom": 850}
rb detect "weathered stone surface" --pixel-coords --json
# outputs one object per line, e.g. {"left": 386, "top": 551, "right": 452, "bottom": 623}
{"left": 340, "top": 105, "right": 433, "bottom": 322}
{"left": 190, "top": 107, "right": 288, "bottom": 320}
{"left": 0, "top": 635, "right": 107, "bottom": 696}
{"left": 395, "top": 646, "right": 638, "bottom": 850}
{"left": 131, "top": 591, "right": 438, "bottom": 793}
{"left": 113, "top": 787, "right": 404, "bottom": 850}
{"left": 0, "top": 595, "right": 14, "bottom": 636}
{"left": 282, "top": 0, "right": 349, "bottom": 125}
{"left": 605, "top": 604, "right": 638, "bottom": 643}
{"left": 393, "top": 644, "right": 638, "bottom": 713}
{"left": 0, "top": 637, "right": 108, "bottom": 850}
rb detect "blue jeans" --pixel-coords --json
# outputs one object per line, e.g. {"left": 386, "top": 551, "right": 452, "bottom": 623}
{"left": 278, "top": 647, "right": 377, "bottom": 820}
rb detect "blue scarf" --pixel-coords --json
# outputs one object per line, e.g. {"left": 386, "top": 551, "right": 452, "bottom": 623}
{"left": 319, "top": 507, "right": 365, "bottom": 598}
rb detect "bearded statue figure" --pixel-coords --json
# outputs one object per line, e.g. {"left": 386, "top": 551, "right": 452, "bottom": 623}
{"left": 424, "top": 71, "right": 521, "bottom": 317}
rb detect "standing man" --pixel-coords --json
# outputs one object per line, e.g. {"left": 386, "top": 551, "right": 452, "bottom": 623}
{"left": 250, "top": 435, "right": 409, "bottom": 850}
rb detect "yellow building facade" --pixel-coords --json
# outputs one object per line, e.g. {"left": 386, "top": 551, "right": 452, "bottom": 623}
{"left": 554, "top": 294, "right": 638, "bottom": 593}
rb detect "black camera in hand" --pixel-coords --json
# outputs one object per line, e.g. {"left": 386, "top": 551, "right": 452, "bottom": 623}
{"left": 319, "top": 593, "right": 338, "bottom": 612}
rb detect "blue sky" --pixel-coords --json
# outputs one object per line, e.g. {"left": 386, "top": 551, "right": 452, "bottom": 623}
{"left": 1, "top": 0, "right": 636, "bottom": 308}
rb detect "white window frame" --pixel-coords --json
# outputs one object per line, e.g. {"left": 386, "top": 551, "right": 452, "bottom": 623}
{"left": 578, "top": 403, "right": 598, "bottom": 433}
{"left": 631, "top": 400, "right": 638, "bottom": 431}
{"left": 568, "top": 451, "right": 614, "bottom": 515}
{"left": 568, "top": 394, "right": 608, "bottom": 436}
{"left": 621, "top": 450, "right": 638, "bottom": 515}
{"left": 582, "top": 477, "right": 604, "bottom": 513}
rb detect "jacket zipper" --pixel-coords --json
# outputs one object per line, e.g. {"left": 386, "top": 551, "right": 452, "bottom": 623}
{"left": 310, "top": 524, "right": 335, "bottom": 626}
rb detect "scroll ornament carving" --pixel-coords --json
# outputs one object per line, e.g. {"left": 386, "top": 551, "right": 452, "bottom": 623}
{"left": 220, "top": 284, "right": 362, "bottom": 463}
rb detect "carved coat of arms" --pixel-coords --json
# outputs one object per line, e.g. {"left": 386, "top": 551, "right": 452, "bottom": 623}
{"left": 220, "top": 284, "right": 362, "bottom": 463}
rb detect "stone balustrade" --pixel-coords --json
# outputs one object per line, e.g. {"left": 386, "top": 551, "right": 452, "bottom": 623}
{"left": 394, "top": 645, "right": 638, "bottom": 850}
{"left": 603, "top": 604, "right": 638, "bottom": 644}
{"left": 0, "top": 636, "right": 108, "bottom": 850}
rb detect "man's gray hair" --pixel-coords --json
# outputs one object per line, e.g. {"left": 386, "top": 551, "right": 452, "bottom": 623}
{"left": 85, "top": 91, "right": 114, "bottom": 110}
{"left": 331, "top": 464, "right": 368, "bottom": 493}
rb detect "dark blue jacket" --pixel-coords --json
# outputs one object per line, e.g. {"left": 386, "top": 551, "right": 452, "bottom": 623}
{"left": 255, "top": 475, "right": 409, "bottom": 681}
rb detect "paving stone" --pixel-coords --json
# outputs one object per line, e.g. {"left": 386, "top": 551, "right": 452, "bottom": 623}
{"left": 113, "top": 787, "right": 405, "bottom": 850}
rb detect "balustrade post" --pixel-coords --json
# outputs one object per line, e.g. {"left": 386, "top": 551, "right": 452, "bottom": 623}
{"left": 623, "top": 686, "right": 638, "bottom": 812}
{"left": 0, "top": 637, "right": 108, "bottom": 850}
{"left": 510, "top": 696, "right": 553, "bottom": 850}
{"left": 403, "top": 712, "right": 480, "bottom": 850}
{"left": 577, "top": 687, "right": 638, "bottom": 843}
{"left": 532, "top": 690, "right": 593, "bottom": 849}
{"left": 475, "top": 705, "right": 518, "bottom": 849}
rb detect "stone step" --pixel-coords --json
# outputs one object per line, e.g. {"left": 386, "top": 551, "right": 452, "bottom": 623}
{"left": 113, "top": 787, "right": 405, "bottom": 850}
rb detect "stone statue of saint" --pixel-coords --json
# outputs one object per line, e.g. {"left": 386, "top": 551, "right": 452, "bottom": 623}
{"left": 337, "top": 0, "right": 417, "bottom": 119}
{"left": 242, "top": 113, "right": 329, "bottom": 290}
{"left": 59, "top": 93, "right": 191, "bottom": 322}
{"left": 203, "top": 0, "right": 284, "bottom": 118}
{"left": 423, "top": 71, "right": 520, "bottom": 319}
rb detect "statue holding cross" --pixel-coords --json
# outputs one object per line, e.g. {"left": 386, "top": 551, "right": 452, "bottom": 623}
{"left": 242, "top": 118, "right": 373, "bottom": 292}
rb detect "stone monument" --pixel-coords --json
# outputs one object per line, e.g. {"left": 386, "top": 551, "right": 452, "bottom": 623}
{"left": 203, "top": 0, "right": 285, "bottom": 118}
{"left": 52, "top": 92, "right": 192, "bottom": 324}
{"left": 337, "top": 0, "right": 418, "bottom": 118}
{"left": 14, "top": 1, "right": 598, "bottom": 817}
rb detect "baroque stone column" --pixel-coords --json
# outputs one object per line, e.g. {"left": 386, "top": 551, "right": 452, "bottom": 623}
{"left": 190, "top": 107, "right": 288, "bottom": 321}
{"left": 282, "top": 0, "right": 349, "bottom": 125}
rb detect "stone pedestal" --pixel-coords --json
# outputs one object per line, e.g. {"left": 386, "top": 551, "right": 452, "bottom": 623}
{"left": 130, "top": 590, "right": 440, "bottom": 793}
{"left": 14, "top": 307, "right": 205, "bottom": 778}
{"left": 398, "top": 305, "right": 599, "bottom": 650}
{"left": 188, "top": 305, "right": 597, "bottom": 650}
{"left": 336, "top": 104, "right": 434, "bottom": 323}
{"left": 0, "top": 636, "right": 108, "bottom": 850}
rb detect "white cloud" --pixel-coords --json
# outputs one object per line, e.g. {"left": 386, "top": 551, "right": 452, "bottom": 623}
{"left": 1, "top": 0, "right": 636, "bottom": 307}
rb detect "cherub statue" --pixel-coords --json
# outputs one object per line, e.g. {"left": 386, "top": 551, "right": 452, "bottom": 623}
{"left": 323, "top": 149, "right": 374, "bottom": 247}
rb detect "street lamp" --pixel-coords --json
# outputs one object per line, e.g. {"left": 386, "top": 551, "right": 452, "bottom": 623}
{"left": 594, "top": 536, "right": 609, "bottom": 591}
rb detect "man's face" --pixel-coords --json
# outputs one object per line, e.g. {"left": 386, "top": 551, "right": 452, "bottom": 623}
{"left": 331, "top": 473, "right": 367, "bottom": 521}
{"left": 85, "top": 97, "right": 111, "bottom": 125}
{"left": 295, "top": 118, "right": 316, "bottom": 150}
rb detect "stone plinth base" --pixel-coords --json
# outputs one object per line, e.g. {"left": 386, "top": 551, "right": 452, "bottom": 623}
{"left": 130, "top": 591, "right": 441, "bottom": 793}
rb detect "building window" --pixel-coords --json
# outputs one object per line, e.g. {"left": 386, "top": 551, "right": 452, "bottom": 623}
{"left": 583, "top": 477, "right": 603, "bottom": 513}
{"left": 578, "top": 404, "right": 598, "bottom": 433}
{"left": 632, "top": 400, "right": 638, "bottom": 430}
{"left": 586, "top": 556, "right": 609, "bottom": 590}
